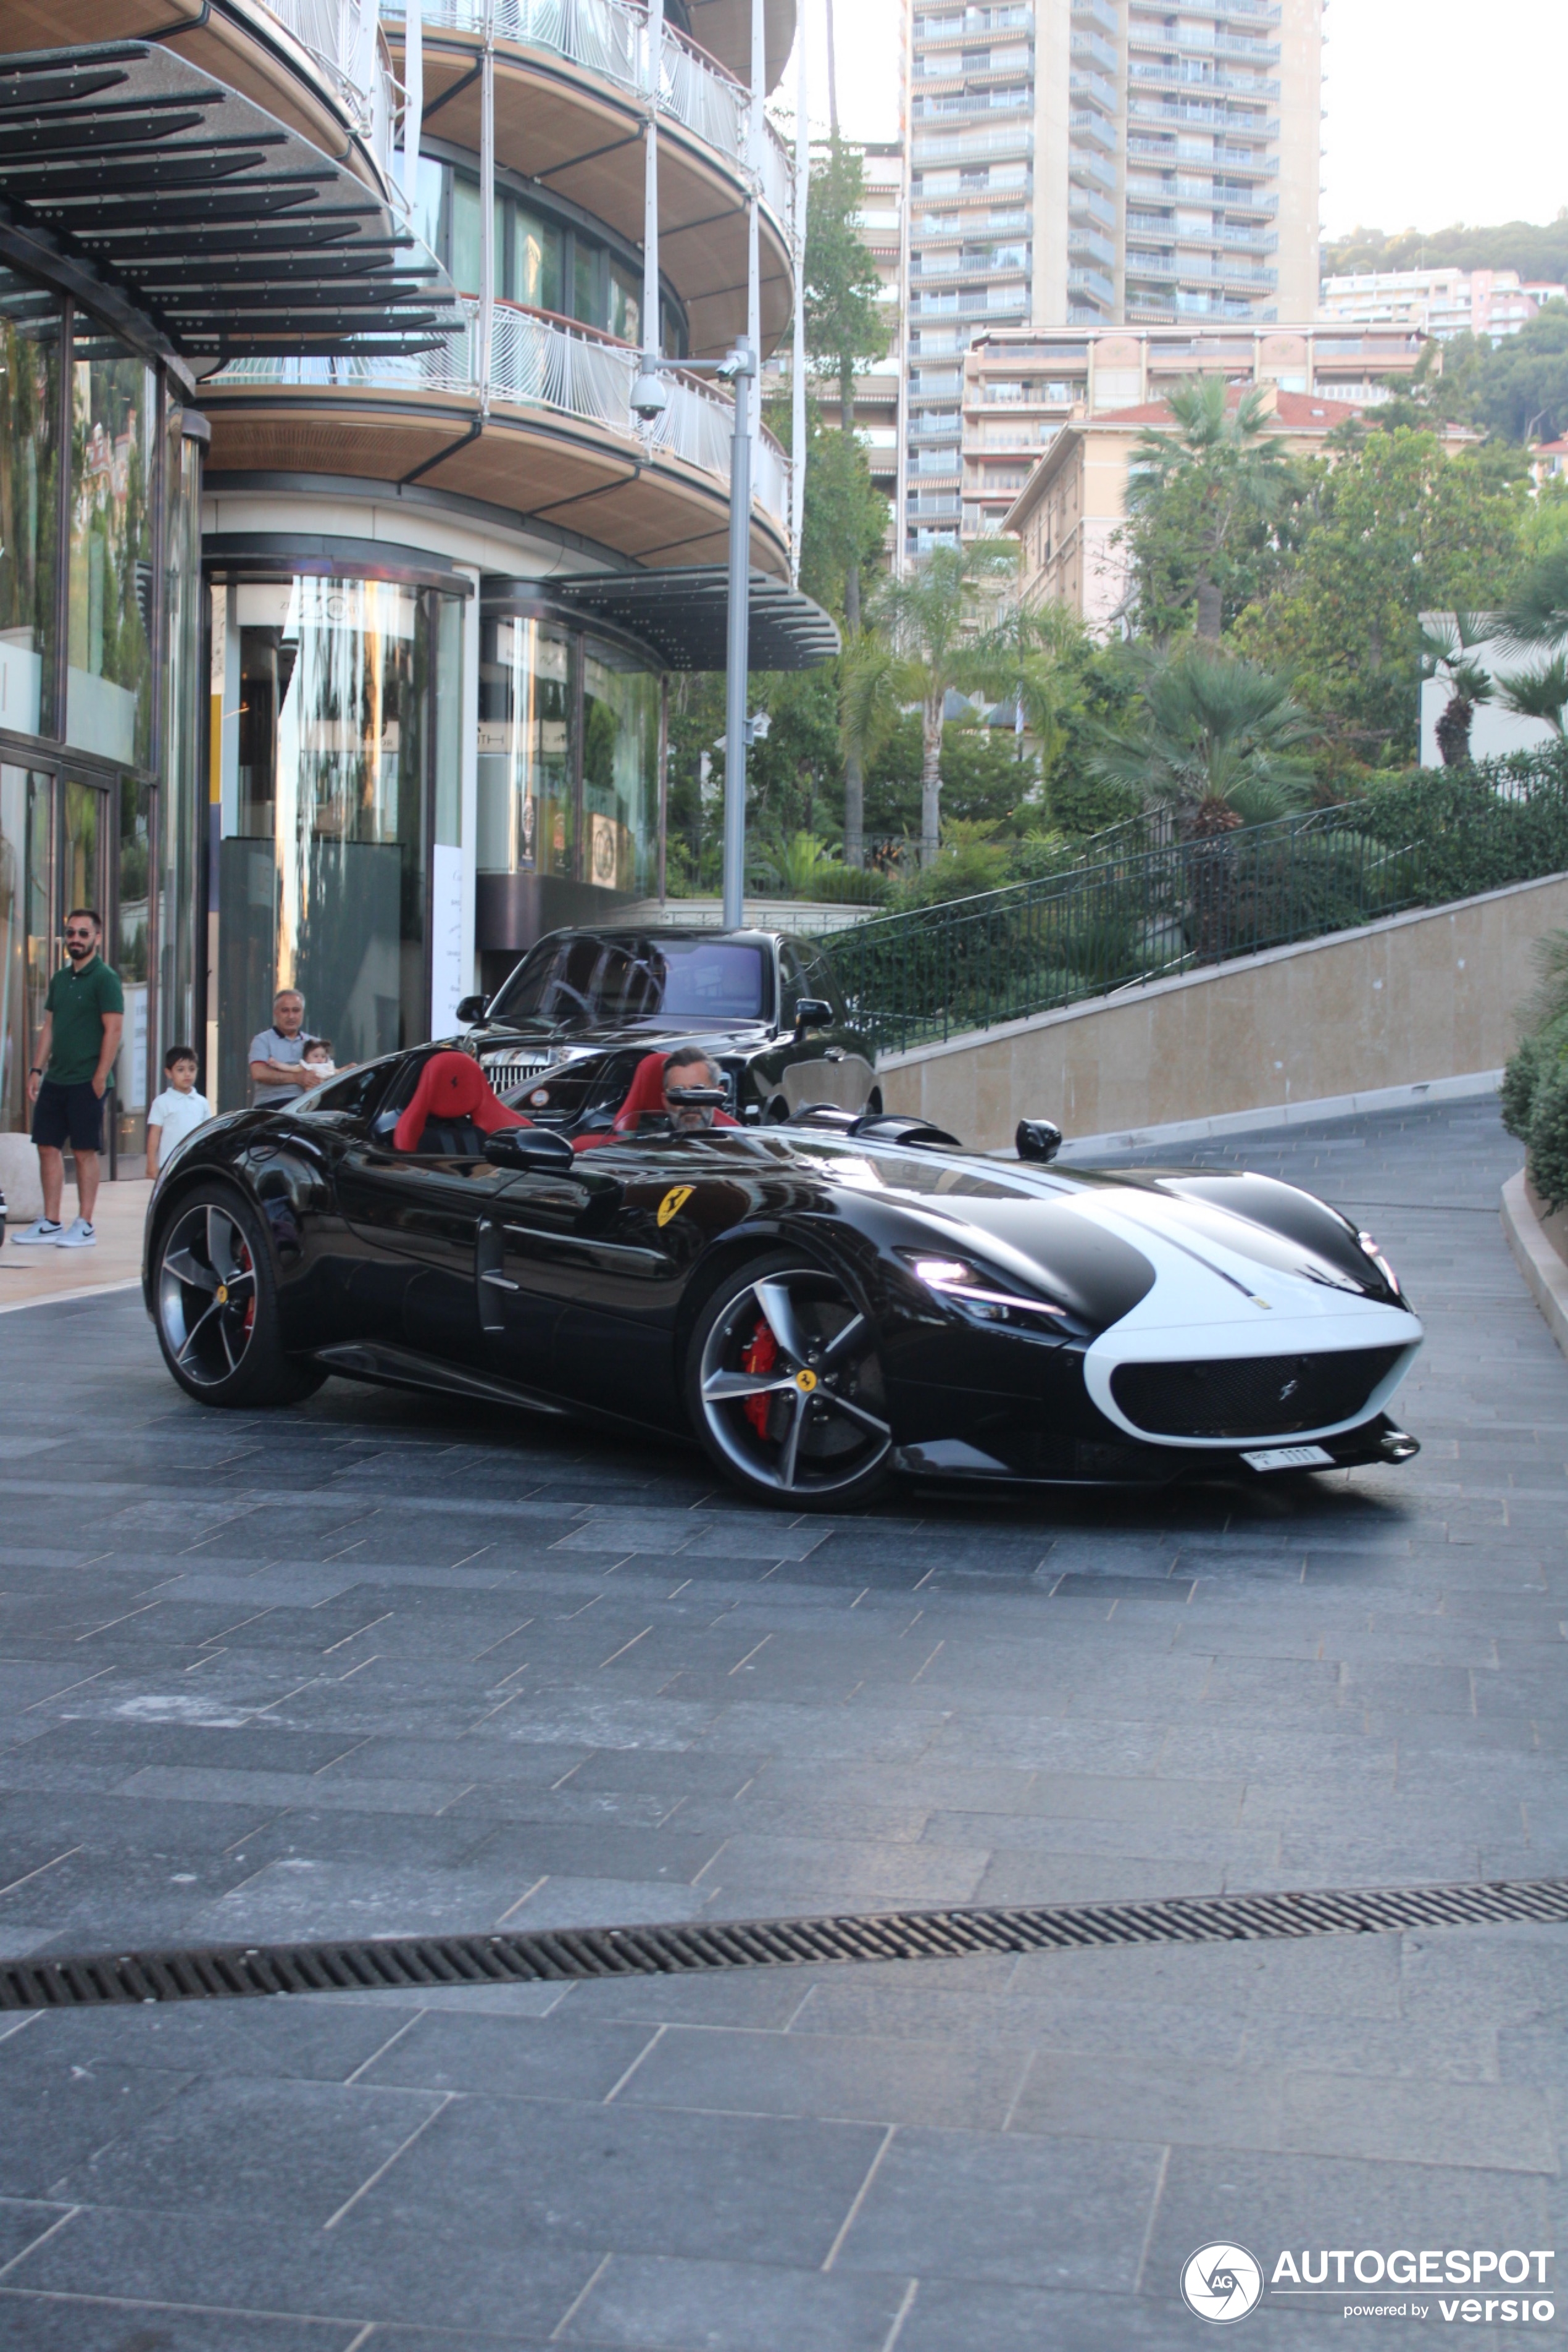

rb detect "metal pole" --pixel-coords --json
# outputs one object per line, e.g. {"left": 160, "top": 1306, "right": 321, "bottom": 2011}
{"left": 642, "top": 0, "right": 664, "bottom": 363}
{"left": 790, "top": 18, "right": 808, "bottom": 585}
{"left": 722, "top": 346, "right": 755, "bottom": 931}
{"left": 479, "top": 2, "right": 495, "bottom": 402}
{"left": 401, "top": 0, "right": 423, "bottom": 211}
{"left": 748, "top": 0, "right": 764, "bottom": 441}
{"left": 657, "top": 671, "right": 669, "bottom": 906}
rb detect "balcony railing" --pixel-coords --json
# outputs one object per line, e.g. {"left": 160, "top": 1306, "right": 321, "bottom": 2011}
{"left": 212, "top": 297, "right": 791, "bottom": 536}
{"left": 384, "top": 0, "right": 792, "bottom": 227}
{"left": 913, "top": 123, "right": 1034, "bottom": 164}
{"left": 264, "top": 0, "right": 400, "bottom": 180}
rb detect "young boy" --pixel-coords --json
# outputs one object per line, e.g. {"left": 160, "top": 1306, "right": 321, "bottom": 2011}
{"left": 145, "top": 1046, "right": 212, "bottom": 1178}
{"left": 301, "top": 1037, "right": 335, "bottom": 1078}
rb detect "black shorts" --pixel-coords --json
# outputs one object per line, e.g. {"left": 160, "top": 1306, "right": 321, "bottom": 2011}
{"left": 31, "top": 1077, "right": 104, "bottom": 1154}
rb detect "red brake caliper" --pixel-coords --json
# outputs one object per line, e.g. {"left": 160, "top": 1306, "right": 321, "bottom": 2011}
{"left": 740, "top": 1316, "right": 778, "bottom": 1437}
{"left": 240, "top": 1245, "right": 256, "bottom": 1337}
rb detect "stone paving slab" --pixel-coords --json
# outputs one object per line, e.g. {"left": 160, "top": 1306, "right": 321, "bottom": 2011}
{"left": 0, "top": 1098, "right": 1562, "bottom": 2346}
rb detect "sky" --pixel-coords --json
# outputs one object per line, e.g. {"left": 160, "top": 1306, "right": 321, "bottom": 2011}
{"left": 790, "top": 0, "right": 1568, "bottom": 240}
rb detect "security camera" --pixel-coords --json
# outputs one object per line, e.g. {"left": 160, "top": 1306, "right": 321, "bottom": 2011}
{"left": 630, "top": 369, "right": 669, "bottom": 421}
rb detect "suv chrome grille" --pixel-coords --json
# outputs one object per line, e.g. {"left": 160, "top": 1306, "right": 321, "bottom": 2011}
{"left": 483, "top": 1054, "right": 554, "bottom": 1091}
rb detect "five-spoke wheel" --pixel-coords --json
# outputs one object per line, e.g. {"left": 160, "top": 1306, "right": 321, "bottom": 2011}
{"left": 687, "top": 1254, "right": 893, "bottom": 1508}
{"left": 153, "top": 1185, "right": 325, "bottom": 1408}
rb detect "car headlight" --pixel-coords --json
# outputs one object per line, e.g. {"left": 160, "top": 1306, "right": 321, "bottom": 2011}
{"left": 1356, "top": 1230, "right": 1402, "bottom": 1298}
{"left": 900, "top": 1250, "right": 1070, "bottom": 1328}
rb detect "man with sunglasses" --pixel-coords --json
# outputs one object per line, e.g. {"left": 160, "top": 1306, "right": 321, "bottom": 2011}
{"left": 15, "top": 909, "right": 125, "bottom": 1249}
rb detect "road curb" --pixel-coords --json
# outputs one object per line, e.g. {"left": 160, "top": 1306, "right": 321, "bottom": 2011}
{"left": 1502, "top": 1169, "right": 1568, "bottom": 1361}
{"left": 0, "top": 1276, "right": 141, "bottom": 1317}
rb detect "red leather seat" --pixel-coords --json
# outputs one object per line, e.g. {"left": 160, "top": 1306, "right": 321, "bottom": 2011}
{"left": 393, "top": 1051, "right": 531, "bottom": 1154}
{"left": 573, "top": 1051, "right": 737, "bottom": 1152}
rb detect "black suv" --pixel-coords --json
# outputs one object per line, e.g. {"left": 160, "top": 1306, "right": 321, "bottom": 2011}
{"left": 456, "top": 927, "right": 880, "bottom": 1130}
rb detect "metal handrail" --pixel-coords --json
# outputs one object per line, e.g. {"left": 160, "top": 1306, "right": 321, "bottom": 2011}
{"left": 811, "top": 760, "right": 1568, "bottom": 1054}
{"left": 380, "top": 0, "right": 792, "bottom": 226}
{"left": 212, "top": 297, "right": 792, "bottom": 533}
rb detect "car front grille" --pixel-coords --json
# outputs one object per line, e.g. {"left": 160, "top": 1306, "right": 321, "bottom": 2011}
{"left": 1110, "top": 1346, "right": 1406, "bottom": 1440}
{"left": 483, "top": 1054, "right": 554, "bottom": 1092}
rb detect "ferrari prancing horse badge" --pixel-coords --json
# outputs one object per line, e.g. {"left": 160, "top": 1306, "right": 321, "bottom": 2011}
{"left": 657, "top": 1185, "right": 694, "bottom": 1228}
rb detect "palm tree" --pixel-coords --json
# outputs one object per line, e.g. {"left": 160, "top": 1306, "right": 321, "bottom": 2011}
{"left": 975, "top": 598, "right": 1089, "bottom": 785}
{"left": 840, "top": 541, "right": 1015, "bottom": 865}
{"left": 1496, "top": 653, "right": 1568, "bottom": 740}
{"left": 1092, "top": 643, "right": 1316, "bottom": 830}
{"left": 1127, "top": 376, "right": 1293, "bottom": 641}
{"left": 1501, "top": 545, "right": 1568, "bottom": 653}
{"left": 1419, "top": 611, "right": 1494, "bottom": 768}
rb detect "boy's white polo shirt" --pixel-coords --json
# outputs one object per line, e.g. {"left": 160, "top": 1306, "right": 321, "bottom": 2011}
{"left": 148, "top": 1087, "right": 212, "bottom": 1166}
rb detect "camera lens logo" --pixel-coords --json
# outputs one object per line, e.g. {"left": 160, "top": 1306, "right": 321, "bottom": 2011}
{"left": 1181, "top": 2243, "right": 1263, "bottom": 2324}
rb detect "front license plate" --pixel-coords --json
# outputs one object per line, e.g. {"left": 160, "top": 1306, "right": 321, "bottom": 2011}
{"left": 1241, "top": 1444, "right": 1335, "bottom": 1472}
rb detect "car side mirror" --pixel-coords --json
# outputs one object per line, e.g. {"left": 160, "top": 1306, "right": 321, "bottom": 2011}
{"left": 455, "top": 993, "right": 489, "bottom": 1026}
{"left": 483, "top": 1127, "right": 575, "bottom": 1174}
{"left": 1016, "top": 1117, "right": 1063, "bottom": 1164}
{"left": 793, "top": 996, "right": 834, "bottom": 1037}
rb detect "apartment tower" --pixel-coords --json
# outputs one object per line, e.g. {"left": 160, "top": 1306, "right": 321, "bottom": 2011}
{"left": 899, "top": 0, "right": 1324, "bottom": 562}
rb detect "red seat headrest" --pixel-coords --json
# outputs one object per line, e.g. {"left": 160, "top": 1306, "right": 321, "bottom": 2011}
{"left": 393, "top": 1051, "right": 530, "bottom": 1154}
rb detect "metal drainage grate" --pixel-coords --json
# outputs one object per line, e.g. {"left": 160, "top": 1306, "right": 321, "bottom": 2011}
{"left": 6, "top": 1875, "right": 1568, "bottom": 2012}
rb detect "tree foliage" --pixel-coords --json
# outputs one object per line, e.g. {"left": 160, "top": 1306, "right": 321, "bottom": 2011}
{"left": 1232, "top": 430, "right": 1528, "bottom": 775}
{"left": 1091, "top": 645, "right": 1316, "bottom": 827}
{"left": 1323, "top": 218, "right": 1568, "bottom": 286}
{"left": 1125, "top": 377, "right": 1303, "bottom": 640}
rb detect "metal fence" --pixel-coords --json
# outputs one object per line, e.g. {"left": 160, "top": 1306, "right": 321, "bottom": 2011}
{"left": 816, "top": 757, "right": 1568, "bottom": 1056}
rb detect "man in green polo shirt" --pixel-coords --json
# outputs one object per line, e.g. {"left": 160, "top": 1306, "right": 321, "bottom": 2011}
{"left": 17, "top": 909, "right": 125, "bottom": 1249}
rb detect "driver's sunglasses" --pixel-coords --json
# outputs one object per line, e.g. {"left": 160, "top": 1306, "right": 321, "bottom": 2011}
{"left": 64, "top": 928, "right": 96, "bottom": 943}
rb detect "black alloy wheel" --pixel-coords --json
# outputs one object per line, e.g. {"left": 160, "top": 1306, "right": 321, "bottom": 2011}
{"left": 154, "top": 1186, "right": 325, "bottom": 1408}
{"left": 687, "top": 1253, "right": 893, "bottom": 1508}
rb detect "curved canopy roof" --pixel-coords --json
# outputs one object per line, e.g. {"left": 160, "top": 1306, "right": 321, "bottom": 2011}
{"left": 0, "top": 39, "right": 461, "bottom": 364}
{"left": 552, "top": 567, "right": 840, "bottom": 672}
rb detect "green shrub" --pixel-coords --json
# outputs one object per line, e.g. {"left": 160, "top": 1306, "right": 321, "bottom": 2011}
{"left": 806, "top": 863, "right": 895, "bottom": 906}
{"left": 1048, "top": 769, "right": 1143, "bottom": 838}
{"left": 1006, "top": 829, "right": 1080, "bottom": 883}
{"left": 1528, "top": 1057, "right": 1568, "bottom": 1213}
{"left": 1503, "top": 1033, "right": 1551, "bottom": 1143}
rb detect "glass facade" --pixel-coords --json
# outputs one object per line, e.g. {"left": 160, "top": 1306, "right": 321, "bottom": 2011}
{"left": 582, "top": 640, "right": 658, "bottom": 896}
{"left": 0, "top": 271, "right": 60, "bottom": 741}
{"left": 477, "top": 611, "right": 659, "bottom": 899}
{"left": 67, "top": 322, "right": 156, "bottom": 769}
{"left": 478, "top": 615, "right": 575, "bottom": 881}
{"left": 411, "top": 156, "right": 688, "bottom": 357}
{"left": 210, "top": 571, "right": 467, "bottom": 1112}
{"left": 0, "top": 260, "right": 192, "bottom": 1162}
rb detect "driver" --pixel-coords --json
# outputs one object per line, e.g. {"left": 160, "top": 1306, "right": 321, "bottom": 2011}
{"left": 661, "top": 1048, "right": 733, "bottom": 1132}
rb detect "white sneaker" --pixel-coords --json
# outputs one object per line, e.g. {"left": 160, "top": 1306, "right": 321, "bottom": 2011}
{"left": 10, "top": 1219, "right": 63, "bottom": 1245}
{"left": 54, "top": 1218, "right": 97, "bottom": 1249}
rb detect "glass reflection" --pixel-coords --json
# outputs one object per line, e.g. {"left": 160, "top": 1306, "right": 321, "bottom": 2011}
{"left": 478, "top": 615, "right": 574, "bottom": 878}
{"left": 0, "top": 272, "right": 60, "bottom": 740}
{"left": 214, "top": 577, "right": 462, "bottom": 1111}
{"left": 67, "top": 322, "right": 155, "bottom": 767}
{"left": 582, "top": 640, "right": 657, "bottom": 895}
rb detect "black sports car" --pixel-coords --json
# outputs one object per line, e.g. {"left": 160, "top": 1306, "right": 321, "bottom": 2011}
{"left": 457, "top": 926, "right": 880, "bottom": 1126}
{"left": 143, "top": 1043, "right": 1422, "bottom": 1509}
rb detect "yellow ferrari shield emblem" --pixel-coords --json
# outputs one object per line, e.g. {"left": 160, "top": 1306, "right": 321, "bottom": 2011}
{"left": 657, "top": 1185, "right": 694, "bottom": 1228}
{"left": 794, "top": 1368, "right": 818, "bottom": 1393}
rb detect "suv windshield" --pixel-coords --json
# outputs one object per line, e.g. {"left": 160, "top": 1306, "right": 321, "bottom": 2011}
{"left": 488, "top": 934, "right": 771, "bottom": 1030}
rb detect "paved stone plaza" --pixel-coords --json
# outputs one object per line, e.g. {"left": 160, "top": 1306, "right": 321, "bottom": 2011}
{"left": 0, "top": 1097, "right": 1562, "bottom": 2349}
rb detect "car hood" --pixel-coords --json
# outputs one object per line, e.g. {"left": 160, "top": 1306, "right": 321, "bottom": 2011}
{"left": 472, "top": 1019, "right": 777, "bottom": 1057}
{"left": 778, "top": 1135, "right": 1412, "bottom": 1332}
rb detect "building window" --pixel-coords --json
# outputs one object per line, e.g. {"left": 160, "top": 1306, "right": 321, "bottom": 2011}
{"left": 415, "top": 155, "right": 688, "bottom": 355}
